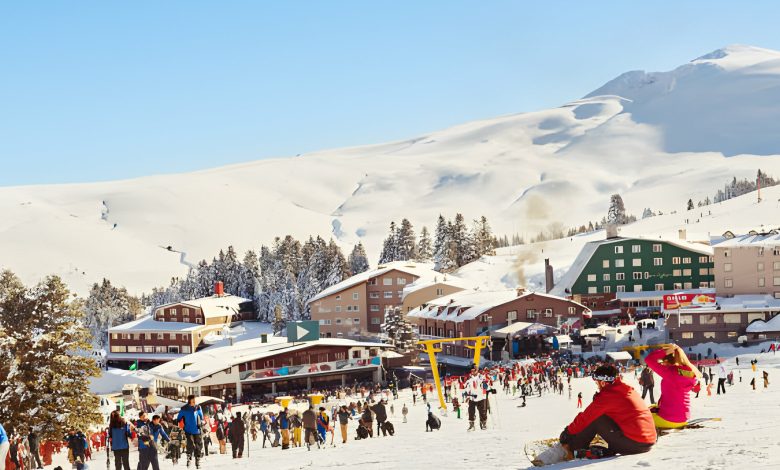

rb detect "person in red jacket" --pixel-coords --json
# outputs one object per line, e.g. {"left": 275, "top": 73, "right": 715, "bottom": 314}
{"left": 561, "top": 364, "right": 656, "bottom": 457}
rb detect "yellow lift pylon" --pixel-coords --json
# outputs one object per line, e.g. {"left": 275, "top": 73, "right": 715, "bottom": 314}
{"left": 417, "top": 336, "right": 491, "bottom": 411}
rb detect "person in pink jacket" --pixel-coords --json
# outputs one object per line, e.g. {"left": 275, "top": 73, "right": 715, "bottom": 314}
{"left": 644, "top": 344, "right": 702, "bottom": 428}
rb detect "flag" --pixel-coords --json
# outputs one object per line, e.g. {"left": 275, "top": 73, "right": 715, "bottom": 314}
{"left": 129, "top": 360, "right": 138, "bottom": 371}
{"left": 119, "top": 398, "right": 125, "bottom": 417}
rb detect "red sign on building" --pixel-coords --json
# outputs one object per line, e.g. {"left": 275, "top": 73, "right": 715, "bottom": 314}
{"left": 662, "top": 293, "right": 716, "bottom": 311}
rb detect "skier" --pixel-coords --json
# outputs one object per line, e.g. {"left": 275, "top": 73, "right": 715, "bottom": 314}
{"left": 716, "top": 360, "right": 728, "bottom": 395}
{"left": 533, "top": 364, "right": 656, "bottom": 466}
{"left": 315, "top": 408, "right": 330, "bottom": 445}
{"left": 176, "top": 395, "right": 204, "bottom": 468}
{"left": 645, "top": 344, "right": 701, "bottom": 428}
{"left": 228, "top": 413, "right": 244, "bottom": 458}
{"left": 465, "top": 368, "right": 488, "bottom": 431}
{"left": 0, "top": 423, "right": 9, "bottom": 470}
{"left": 138, "top": 415, "right": 170, "bottom": 470}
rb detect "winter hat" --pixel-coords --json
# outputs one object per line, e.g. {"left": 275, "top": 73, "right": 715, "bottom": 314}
{"left": 591, "top": 364, "right": 619, "bottom": 383}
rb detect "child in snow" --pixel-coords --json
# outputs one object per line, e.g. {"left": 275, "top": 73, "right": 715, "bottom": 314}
{"left": 644, "top": 344, "right": 702, "bottom": 429}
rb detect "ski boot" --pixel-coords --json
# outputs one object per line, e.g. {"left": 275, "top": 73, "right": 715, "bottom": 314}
{"left": 467, "top": 421, "right": 475, "bottom": 431}
{"left": 186, "top": 457, "right": 191, "bottom": 468}
{"left": 195, "top": 459, "right": 201, "bottom": 469}
{"left": 480, "top": 421, "right": 487, "bottom": 430}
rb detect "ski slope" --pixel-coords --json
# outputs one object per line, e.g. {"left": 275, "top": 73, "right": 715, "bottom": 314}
{"left": 3, "top": 45, "right": 780, "bottom": 295}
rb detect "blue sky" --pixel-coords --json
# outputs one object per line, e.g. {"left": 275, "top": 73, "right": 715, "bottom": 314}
{"left": 2, "top": 1, "right": 780, "bottom": 186}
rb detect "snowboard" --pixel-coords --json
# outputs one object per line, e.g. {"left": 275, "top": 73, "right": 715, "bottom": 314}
{"left": 657, "top": 417, "right": 722, "bottom": 436}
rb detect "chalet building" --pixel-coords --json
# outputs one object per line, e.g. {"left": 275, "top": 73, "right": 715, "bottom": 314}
{"left": 407, "top": 288, "right": 590, "bottom": 358}
{"left": 307, "top": 262, "right": 442, "bottom": 338}
{"left": 107, "top": 282, "right": 253, "bottom": 368}
{"left": 711, "top": 231, "right": 780, "bottom": 298}
{"left": 664, "top": 294, "right": 780, "bottom": 346}
{"left": 400, "top": 275, "right": 467, "bottom": 313}
{"left": 147, "top": 336, "right": 394, "bottom": 402}
{"left": 551, "top": 230, "right": 714, "bottom": 319}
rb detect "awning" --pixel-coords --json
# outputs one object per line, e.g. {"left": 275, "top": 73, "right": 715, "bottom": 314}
{"left": 492, "top": 322, "right": 558, "bottom": 337}
{"left": 606, "top": 351, "right": 633, "bottom": 361}
{"left": 380, "top": 350, "right": 404, "bottom": 359}
{"left": 194, "top": 396, "right": 224, "bottom": 406}
{"left": 544, "top": 335, "right": 572, "bottom": 344}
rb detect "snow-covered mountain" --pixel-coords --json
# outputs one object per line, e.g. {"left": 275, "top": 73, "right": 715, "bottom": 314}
{"left": 3, "top": 44, "right": 780, "bottom": 296}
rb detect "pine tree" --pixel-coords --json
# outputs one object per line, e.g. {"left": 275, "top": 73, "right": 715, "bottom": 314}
{"left": 84, "top": 279, "right": 141, "bottom": 349}
{"left": 472, "top": 216, "right": 496, "bottom": 257}
{"left": 396, "top": 218, "right": 417, "bottom": 261}
{"left": 607, "top": 194, "right": 627, "bottom": 225}
{"left": 348, "top": 243, "right": 370, "bottom": 275}
{"left": 450, "top": 213, "right": 473, "bottom": 266}
{"left": 240, "top": 250, "right": 260, "bottom": 300}
{"left": 379, "top": 221, "right": 398, "bottom": 263}
{"left": 433, "top": 215, "right": 456, "bottom": 272}
{"left": 0, "top": 271, "right": 101, "bottom": 438}
{"left": 416, "top": 226, "right": 433, "bottom": 262}
{"left": 380, "top": 307, "right": 418, "bottom": 355}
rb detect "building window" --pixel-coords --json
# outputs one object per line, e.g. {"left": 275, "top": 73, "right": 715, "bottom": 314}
{"left": 653, "top": 258, "right": 663, "bottom": 266}
{"left": 397, "top": 290, "right": 403, "bottom": 298}
{"left": 170, "top": 308, "right": 177, "bottom": 315}
{"left": 615, "top": 246, "right": 624, "bottom": 254}
{"left": 683, "top": 269, "right": 692, "bottom": 276}
{"left": 723, "top": 250, "right": 730, "bottom": 258}
{"left": 353, "top": 292, "right": 359, "bottom": 300}
{"left": 723, "top": 314, "right": 741, "bottom": 324}
{"left": 616, "top": 285, "right": 625, "bottom": 293}
{"left": 673, "top": 269, "right": 682, "bottom": 276}
{"left": 345, "top": 318, "right": 353, "bottom": 324}
{"left": 774, "top": 277, "right": 780, "bottom": 287}
{"left": 699, "top": 268, "right": 709, "bottom": 276}
{"left": 679, "top": 315, "right": 694, "bottom": 325}
{"left": 182, "top": 346, "right": 191, "bottom": 354}
{"left": 335, "top": 318, "right": 342, "bottom": 324}
{"left": 616, "top": 273, "right": 625, "bottom": 281}
{"left": 644, "top": 272, "right": 650, "bottom": 279}
{"left": 725, "top": 279, "right": 733, "bottom": 288}
{"left": 633, "top": 258, "right": 642, "bottom": 267}
{"left": 369, "top": 292, "right": 379, "bottom": 299}
{"left": 683, "top": 257, "right": 691, "bottom": 264}
{"left": 588, "top": 287, "right": 597, "bottom": 294}
{"left": 699, "top": 282, "right": 709, "bottom": 288}
{"left": 774, "top": 261, "right": 780, "bottom": 270}
{"left": 526, "top": 309, "right": 537, "bottom": 319}
{"left": 615, "top": 259, "right": 625, "bottom": 268}
{"left": 748, "top": 313, "right": 765, "bottom": 322}
{"left": 587, "top": 274, "right": 597, "bottom": 282}
{"left": 368, "top": 278, "right": 377, "bottom": 286}
{"left": 759, "top": 278, "right": 766, "bottom": 287}
{"left": 683, "top": 282, "right": 693, "bottom": 289}
{"left": 703, "top": 332, "right": 716, "bottom": 339}
{"left": 335, "top": 306, "right": 342, "bottom": 312}
{"left": 700, "top": 314, "right": 718, "bottom": 325}
{"left": 346, "top": 305, "right": 353, "bottom": 312}
{"left": 110, "top": 346, "right": 127, "bottom": 353}
{"left": 196, "top": 318, "right": 202, "bottom": 324}
{"left": 354, "top": 318, "right": 360, "bottom": 324}
{"left": 603, "top": 273, "right": 610, "bottom": 281}
{"left": 655, "top": 283, "right": 664, "bottom": 291}
{"left": 681, "top": 332, "right": 694, "bottom": 339}
{"left": 335, "top": 295, "right": 341, "bottom": 301}
{"left": 633, "top": 285, "right": 642, "bottom": 292}
{"left": 653, "top": 244, "right": 662, "bottom": 253}
{"left": 632, "top": 272, "right": 643, "bottom": 280}
{"left": 758, "top": 247, "right": 765, "bottom": 256}
{"left": 384, "top": 291, "right": 393, "bottom": 298}
{"left": 168, "top": 346, "right": 180, "bottom": 354}
{"left": 544, "top": 308, "right": 553, "bottom": 317}
{"left": 370, "top": 305, "right": 379, "bottom": 312}
{"left": 157, "top": 333, "right": 164, "bottom": 340}
{"left": 727, "top": 332, "right": 737, "bottom": 338}
{"left": 724, "top": 263, "right": 733, "bottom": 272}
{"left": 603, "top": 286, "right": 611, "bottom": 293}
{"left": 672, "top": 257, "right": 681, "bottom": 264}
{"left": 674, "top": 282, "right": 683, "bottom": 289}
{"left": 319, "top": 319, "right": 332, "bottom": 325}
{"left": 632, "top": 245, "right": 641, "bottom": 253}
{"left": 397, "top": 278, "right": 407, "bottom": 285}
{"left": 371, "top": 318, "right": 380, "bottom": 325}
{"left": 602, "top": 260, "right": 610, "bottom": 268}
{"left": 436, "top": 288, "right": 444, "bottom": 296}
{"left": 383, "top": 278, "right": 393, "bottom": 285}
{"left": 155, "top": 346, "right": 166, "bottom": 353}
{"left": 507, "top": 310, "right": 517, "bottom": 322}
{"left": 699, "top": 256, "right": 710, "bottom": 263}
{"left": 568, "top": 307, "right": 576, "bottom": 314}
{"left": 775, "top": 248, "right": 780, "bottom": 256}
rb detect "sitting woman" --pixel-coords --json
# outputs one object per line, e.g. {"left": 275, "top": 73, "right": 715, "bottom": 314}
{"left": 644, "top": 344, "right": 702, "bottom": 429}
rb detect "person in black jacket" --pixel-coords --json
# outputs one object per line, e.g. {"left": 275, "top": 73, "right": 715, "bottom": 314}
{"left": 370, "top": 401, "right": 388, "bottom": 437}
{"left": 28, "top": 431, "right": 43, "bottom": 470}
{"left": 65, "top": 430, "right": 88, "bottom": 470}
{"left": 228, "top": 413, "right": 245, "bottom": 458}
{"left": 639, "top": 366, "right": 655, "bottom": 404}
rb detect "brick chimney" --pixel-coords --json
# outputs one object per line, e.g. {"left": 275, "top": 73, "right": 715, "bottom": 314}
{"left": 214, "top": 281, "right": 224, "bottom": 297}
{"left": 516, "top": 287, "right": 527, "bottom": 296}
{"left": 544, "top": 258, "right": 554, "bottom": 293}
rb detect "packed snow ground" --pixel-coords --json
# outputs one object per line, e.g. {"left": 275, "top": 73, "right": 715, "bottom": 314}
{"left": 70, "top": 352, "right": 780, "bottom": 470}
{"left": 4, "top": 45, "right": 780, "bottom": 296}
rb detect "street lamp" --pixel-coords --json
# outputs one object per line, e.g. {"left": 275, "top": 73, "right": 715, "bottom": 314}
{"left": 487, "top": 315, "right": 493, "bottom": 361}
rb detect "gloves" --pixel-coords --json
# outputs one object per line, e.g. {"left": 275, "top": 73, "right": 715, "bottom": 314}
{"left": 559, "top": 427, "right": 573, "bottom": 445}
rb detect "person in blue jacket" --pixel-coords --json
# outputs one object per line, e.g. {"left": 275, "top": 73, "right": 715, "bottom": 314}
{"left": 108, "top": 411, "right": 134, "bottom": 470}
{"left": 138, "top": 415, "right": 169, "bottom": 470}
{"left": 0, "top": 422, "right": 10, "bottom": 470}
{"left": 176, "top": 395, "right": 204, "bottom": 468}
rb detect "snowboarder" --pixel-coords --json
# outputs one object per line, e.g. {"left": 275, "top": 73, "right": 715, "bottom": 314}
{"left": 533, "top": 364, "right": 656, "bottom": 466}
{"left": 645, "top": 344, "right": 701, "bottom": 429}
{"left": 176, "top": 395, "right": 204, "bottom": 468}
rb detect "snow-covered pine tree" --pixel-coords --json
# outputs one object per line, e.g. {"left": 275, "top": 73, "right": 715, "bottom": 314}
{"left": 433, "top": 215, "right": 456, "bottom": 272}
{"left": 326, "top": 239, "right": 349, "bottom": 286}
{"left": 240, "top": 250, "right": 260, "bottom": 300}
{"left": 451, "top": 213, "right": 473, "bottom": 267}
{"left": 380, "top": 307, "right": 418, "bottom": 356}
{"left": 0, "top": 271, "right": 101, "bottom": 438}
{"left": 379, "top": 221, "right": 399, "bottom": 263}
{"left": 607, "top": 194, "right": 627, "bottom": 225}
{"left": 416, "top": 226, "right": 433, "bottom": 262}
{"left": 396, "top": 218, "right": 417, "bottom": 261}
{"left": 348, "top": 242, "right": 370, "bottom": 275}
{"left": 472, "top": 215, "right": 496, "bottom": 258}
{"left": 83, "top": 278, "right": 142, "bottom": 349}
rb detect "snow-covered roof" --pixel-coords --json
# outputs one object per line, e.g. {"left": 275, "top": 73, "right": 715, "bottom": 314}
{"left": 407, "top": 288, "right": 589, "bottom": 323}
{"left": 401, "top": 273, "right": 471, "bottom": 299}
{"left": 715, "top": 295, "right": 780, "bottom": 312}
{"left": 148, "top": 337, "right": 391, "bottom": 383}
{"left": 156, "top": 294, "right": 250, "bottom": 319}
{"left": 550, "top": 237, "right": 713, "bottom": 297}
{"left": 109, "top": 316, "right": 205, "bottom": 332}
{"left": 711, "top": 233, "right": 780, "bottom": 248}
{"left": 606, "top": 351, "right": 633, "bottom": 361}
{"left": 306, "top": 261, "right": 439, "bottom": 305}
{"left": 746, "top": 314, "right": 780, "bottom": 333}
